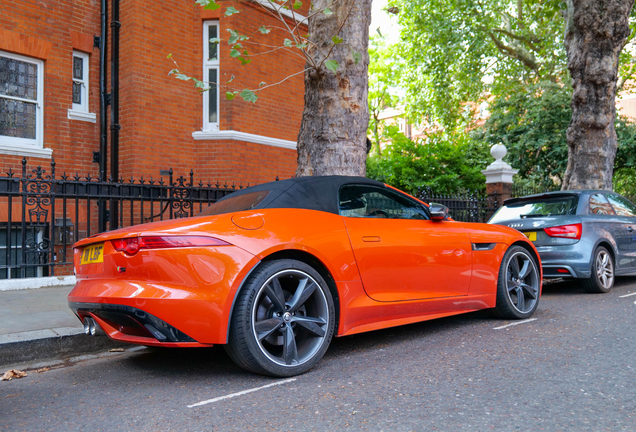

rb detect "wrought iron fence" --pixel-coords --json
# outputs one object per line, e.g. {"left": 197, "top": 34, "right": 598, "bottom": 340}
{"left": 0, "top": 158, "right": 245, "bottom": 279}
{"left": 417, "top": 189, "right": 500, "bottom": 223}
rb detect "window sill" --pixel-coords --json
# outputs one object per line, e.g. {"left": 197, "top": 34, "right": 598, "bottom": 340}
{"left": 192, "top": 130, "right": 297, "bottom": 150}
{"left": 68, "top": 109, "right": 97, "bottom": 123}
{"left": 0, "top": 142, "right": 53, "bottom": 158}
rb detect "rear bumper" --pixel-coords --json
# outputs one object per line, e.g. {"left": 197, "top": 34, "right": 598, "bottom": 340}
{"left": 536, "top": 243, "right": 592, "bottom": 279}
{"left": 69, "top": 302, "right": 213, "bottom": 348}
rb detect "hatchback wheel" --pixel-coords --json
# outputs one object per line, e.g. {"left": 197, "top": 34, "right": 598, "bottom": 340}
{"left": 583, "top": 246, "right": 614, "bottom": 293}
{"left": 225, "top": 259, "right": 335, "bottom": 377}
{"left": 493, "top": 246, "right": 541, "bottom": 319}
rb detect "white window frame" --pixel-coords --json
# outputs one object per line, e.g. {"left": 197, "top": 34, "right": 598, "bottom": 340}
{"left": 0, "top": 50, "right": 47, "bottom": 155}
{"left": 68, "top": 51, "right": 95, "bottom": 123}
{"left": 72, "top": 51, "right": 89, "bottom": 112}
{"left": 203, "top": 21, "right": 220, "bottom": 132}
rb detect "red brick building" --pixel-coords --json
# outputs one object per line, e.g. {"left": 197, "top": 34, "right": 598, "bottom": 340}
{"left": 0, "top": 0, "right": 304, "bottom": 182}
{"left": 0, "top": 0, "right": 307, "bottom": 280}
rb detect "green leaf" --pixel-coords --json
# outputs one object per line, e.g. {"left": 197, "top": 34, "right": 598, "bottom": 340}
{"left": 225, "top": 6, "right": 239, "bottom": 16}
{"left": 240, "top": 89, "right": 258, "bottom": 103}
{"left": 259, "top": 81, "right": 266, "bottom": 87}
{"left": 226, "top": 92, "right": 236, "bottom": 100}
{"left": 324, "top": 60, "right": 338, "bottom": 72}
{"left": 209, "top": 37, "right": 221, "bottom": 44}
{"left": 293, "top": 0, "right": 302, "bottom": 9}
{"left": 352, "top": 51, "right": 361, "bottom": 65}
{"left": 167, "top": 53, "right": 173, "bottom": 59}
{"left": 283, "top": 38, "right": 293, "bottom": 47}
{"left": 228, "top": 30, "right": 239, "bottom": 44}
{"left": 323, "top": 7, "right": 332, "bottom": 15}
{"left": 239, "top": 57, "right": 251, "bottom": 65}
{"left": 200, "top": 0, "right": 220, "bottom": 11}
{"left": 258, "top": 25, "right": 270, "bottom": 34}
{"left": 332, "top": 35, "right": 343, "bottom": 45}
{"left": 296, "top": 42, "right": 308, "bottom": 49}
{"left": 230, "top": 49, "right": 241, "bottom": 58}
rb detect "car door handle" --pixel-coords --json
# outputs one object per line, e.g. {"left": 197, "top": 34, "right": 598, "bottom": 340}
{"left": 362, "top": 236, "right": 381, "bottom": 242}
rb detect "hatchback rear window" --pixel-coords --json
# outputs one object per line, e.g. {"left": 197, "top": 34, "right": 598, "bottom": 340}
{"left": 198, "top": 191, "right": 270, "bottom": 216}
{"left": 490, "top": 195, "right": 579, "bottom": 223}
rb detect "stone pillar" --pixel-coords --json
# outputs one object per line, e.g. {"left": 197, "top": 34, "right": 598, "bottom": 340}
{"left": 481, "top": 143, "right": 518, "bottom": 213}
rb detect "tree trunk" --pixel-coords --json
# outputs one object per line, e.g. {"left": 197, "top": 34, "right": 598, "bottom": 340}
{"left": 296, "top": 0, "right": 372, "bottom": 177}
{"left": 562, "top": 0, "right": 634, "bottom": 190}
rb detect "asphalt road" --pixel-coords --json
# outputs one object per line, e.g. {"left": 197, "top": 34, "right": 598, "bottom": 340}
{"left": 2, "top": 278, "right": 635, "bottom": 431}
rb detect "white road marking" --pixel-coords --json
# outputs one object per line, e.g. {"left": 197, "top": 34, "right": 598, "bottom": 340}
{"left": 493, "top": 318, "right": 537, "bottom": 330}
{"left": 187, "top": 378, "right": 297, "bottom": 408}
{"left": 619, "top": 292, "right": 636, "bottom": 298}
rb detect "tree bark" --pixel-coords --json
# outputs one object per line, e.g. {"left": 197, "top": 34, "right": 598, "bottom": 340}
{"left": 296, "top": 0, "right": 372, "bottom": 177}
{"left": 562, "top": 0, "right": 634, "bottom": 190}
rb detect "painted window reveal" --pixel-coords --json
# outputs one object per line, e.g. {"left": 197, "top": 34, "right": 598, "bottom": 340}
{"left": 72, "top": 51, "right": 89, "bottom": 112}
{"left": 203, "top": 21, "right": 220, "bottom": 131}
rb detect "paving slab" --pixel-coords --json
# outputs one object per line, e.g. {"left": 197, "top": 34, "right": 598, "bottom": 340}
{"left": 0, "top": 285, "right": 125, "bottom": 369}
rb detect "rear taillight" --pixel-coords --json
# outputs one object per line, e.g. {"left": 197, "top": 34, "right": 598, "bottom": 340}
{"left": 544, "top": 223, "right": 582, "bottom": 240}
{"left": 111, "top": 236, "right": 230, "bottom": 255}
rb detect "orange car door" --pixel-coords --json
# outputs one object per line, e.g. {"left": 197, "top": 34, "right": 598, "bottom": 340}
{"left": 339, "top": 185, "right": 472, "bottom": 302}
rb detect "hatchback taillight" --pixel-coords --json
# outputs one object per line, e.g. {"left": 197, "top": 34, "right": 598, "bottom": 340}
{"left": 544, "top": 223, "right": 582, "bottom": 240}
{"left": 111, "top": 236, "right": 230, "bottom": 255}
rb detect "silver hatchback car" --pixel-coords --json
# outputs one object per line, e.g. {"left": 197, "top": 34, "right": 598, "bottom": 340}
{"left": 489, "top": 190, "right": 636, "bottom": 293}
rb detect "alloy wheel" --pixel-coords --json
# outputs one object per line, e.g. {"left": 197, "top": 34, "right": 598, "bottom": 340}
{"left": 596, "top": 249, "right": 614, "bottom": 290}
{"left": 252, "top": 269, "right": 330, "bottom": 367}
{"left": 505, "top": 251, "right": 540, "bottom": 314}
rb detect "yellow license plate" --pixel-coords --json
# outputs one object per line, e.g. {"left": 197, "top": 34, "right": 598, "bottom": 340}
{"left": 524, "top": 232, "right": 537, "bottom": 242}
{"left": 80, "top": 243, "right": 104, "bottom": 265}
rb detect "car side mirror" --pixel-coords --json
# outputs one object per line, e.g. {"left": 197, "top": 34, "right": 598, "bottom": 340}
{"left": 429, "top": 204, "right": 449, "bottom": 222}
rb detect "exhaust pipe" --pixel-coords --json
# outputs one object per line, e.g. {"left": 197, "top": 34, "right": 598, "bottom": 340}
{"left": 83, "top": 317, "right": 105, "bottom": 336}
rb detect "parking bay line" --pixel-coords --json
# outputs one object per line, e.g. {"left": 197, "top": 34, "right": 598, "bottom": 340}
{"left": 493, "top": 318, "right": 537, "bottom": 330}
{"left": 188, "top": 378, "right": 297, "bottom": 408}
{"left": 619, "top": 292, "right": 636, "bottom": 298}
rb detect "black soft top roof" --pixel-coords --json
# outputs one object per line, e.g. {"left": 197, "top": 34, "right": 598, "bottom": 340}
{"left": 217, "top": 176, "right": 386, "bottom": 214}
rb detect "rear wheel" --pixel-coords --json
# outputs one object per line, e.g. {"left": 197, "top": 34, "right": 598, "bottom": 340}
{"left": 225, "top": 259, "right": 335, "bottom": 377}
{"left": 582, "top": 246, "right": 614, "bottom": 293}
{"left": 493, "top": 246, "right": 541, "bottom": 319}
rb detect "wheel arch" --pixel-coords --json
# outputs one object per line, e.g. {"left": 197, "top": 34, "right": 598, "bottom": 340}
{"left": 226, "top": 248, "right": 341, "bottom": 342}
{"left": 593, "top": 239, "right": 616, "bottom": 264}
{"left": 511, "top": 240, "right": 542, "bottom": 279}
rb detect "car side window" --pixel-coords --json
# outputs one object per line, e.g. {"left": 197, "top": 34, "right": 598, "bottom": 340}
{"left": 606, "top": 193, "right": 636, "bottom": 217}
{"left": 339, "top": 185, "right": 429, "bottom": 220}
{"left": 589, "top": 194, "right": 616, "bottom": 215}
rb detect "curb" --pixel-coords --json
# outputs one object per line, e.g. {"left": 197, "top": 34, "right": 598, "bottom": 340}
{"left": 0, "top": 327, "right": 127, "bottom": 369}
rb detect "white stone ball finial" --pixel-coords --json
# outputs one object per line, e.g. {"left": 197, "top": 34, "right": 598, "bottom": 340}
{"left": 490, "top": 143, "right": 507, "bottom": 162}
{"left": 481, "top": 142, "right": 518, "bottom": 184}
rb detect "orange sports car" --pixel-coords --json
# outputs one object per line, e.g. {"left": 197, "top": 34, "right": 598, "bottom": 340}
{"left": 68, "top": 176, "right": 542, "bottom": 376}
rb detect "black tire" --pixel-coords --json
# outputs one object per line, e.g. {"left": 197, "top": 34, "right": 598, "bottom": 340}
{"left": 582, "top": 246, "right": 614, "bottom": 293}
{"left": 225, "top": 259, "right": 335, "bottom": 377}
{"left": 493, "top": 245, "right": 541, "bottom": 319}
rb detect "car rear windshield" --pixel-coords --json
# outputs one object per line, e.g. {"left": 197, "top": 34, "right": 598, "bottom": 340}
{"left": 197, "top": 190, "right": 270, "bottom": 216}
{"left": 490, "top": 195, "right": 579, "bottom": 223}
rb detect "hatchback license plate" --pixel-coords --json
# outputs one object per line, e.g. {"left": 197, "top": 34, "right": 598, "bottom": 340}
{"left": 81, "top": 243, "right": 104, "bottom": 265}
{"left": 524, "top": 232, "right": 537, "bottom": 242}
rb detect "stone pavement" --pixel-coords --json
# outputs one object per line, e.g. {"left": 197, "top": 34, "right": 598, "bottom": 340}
{"left": 0, "top": 285, "right": 123, "bottom": 369}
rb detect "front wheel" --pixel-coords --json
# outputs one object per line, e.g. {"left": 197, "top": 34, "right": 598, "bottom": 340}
{"left": 225, "top": 259, "right": 335, "bottom": 377}
{"left": 493, "top": 246, "right": 541, "bottom": 319}
{"left": 582, "top": 246, "right": 614, "bottom": 293}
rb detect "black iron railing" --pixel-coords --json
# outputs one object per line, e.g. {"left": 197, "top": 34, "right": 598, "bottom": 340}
{"left": 0, "top": 158, "right": 245, "bottom": 279}
{"left": 417, "top": 189, "right": 500, "bottom": 223}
